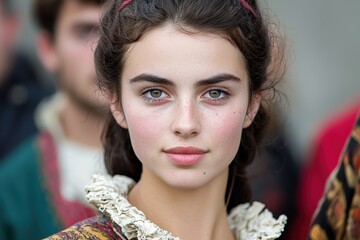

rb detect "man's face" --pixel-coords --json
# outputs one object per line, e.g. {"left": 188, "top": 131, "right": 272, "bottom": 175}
{"left": 51, "top": 1, "right": 106, "bottom": 110}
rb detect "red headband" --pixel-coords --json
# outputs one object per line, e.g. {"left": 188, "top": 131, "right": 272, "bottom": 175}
{"left": 119, "top": 0, "right": 133, "bottom": 11}
{"left": 119, "top": 0, "right": 256, "bottom": 17}
{"left": 240, "top": 0, "right": 256, "bottom": 17}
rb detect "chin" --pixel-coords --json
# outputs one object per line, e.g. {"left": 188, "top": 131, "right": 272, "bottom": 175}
{"left": 161, "top": 171, "right": 214, "bottom": 190}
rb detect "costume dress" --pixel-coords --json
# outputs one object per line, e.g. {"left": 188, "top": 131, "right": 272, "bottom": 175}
{"left": 0, "top": 94, "right": 106, "bottom": 240}
{"left": 289, "top": 100, "right": 360, "bottom": 239}
{"left": 46, "top": 174, "right": 287, "bottom": 240}
{"left": 308, "top": 112, "right": 360, "bottom": 239}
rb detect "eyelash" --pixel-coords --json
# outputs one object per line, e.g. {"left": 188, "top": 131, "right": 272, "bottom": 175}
{"left": 140, "top": 87, "right": 230, "bottom": 104}
{"left": 202, "top": 88, "right": 230, "bottom": 103}
{"left": 141, "top": 87, "right": 170, "bottom": 103}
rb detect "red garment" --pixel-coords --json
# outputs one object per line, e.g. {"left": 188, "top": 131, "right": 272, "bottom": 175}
{"left": 308, "top": 113, "right": 360, "bottom": 240}
{"left": 288, "top": 100, "right": 360, "bottom": 240}
{"left": 38, "top": 131, "right": 96, "bottom": 227}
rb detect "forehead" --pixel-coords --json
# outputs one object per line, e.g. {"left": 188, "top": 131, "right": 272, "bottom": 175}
{"left": 56, "top": 1, "right": 101, "bottom": 25}
{"left": 123, "top": 24, "right": 248, "bottom": 82}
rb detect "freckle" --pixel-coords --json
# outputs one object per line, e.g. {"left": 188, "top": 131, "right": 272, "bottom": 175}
{"left": 203, "top": 172, "right": 206, "bottom": 175}
{"left": 233, "top": 111, "right": 236, "bottom": 114}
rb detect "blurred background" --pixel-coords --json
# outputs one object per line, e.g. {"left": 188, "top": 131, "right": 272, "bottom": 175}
{"left": 267, "top": 0, "right": 360, "bottom": 159}
{"left": 13, "top": 0, "right": 360, "bottom": 161}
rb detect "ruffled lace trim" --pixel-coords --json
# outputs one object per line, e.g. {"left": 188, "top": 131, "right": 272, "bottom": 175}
{"left": 85, "top": 174, "right": 286, "bottom": 240}
{"left": 228, "top": 202, "right": 287, "bottom": 239}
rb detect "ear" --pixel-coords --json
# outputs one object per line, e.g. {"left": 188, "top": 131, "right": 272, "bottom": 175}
{"left": 109, "top": 96, "right": 128, "bottom": 129}
{"left": 243, "top": 93, "right": 262, "bottom": 128}
{"left": 36, "top": 31, "right": 59, "bottom": 72}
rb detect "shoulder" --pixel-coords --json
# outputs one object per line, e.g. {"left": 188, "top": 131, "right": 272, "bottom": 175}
{"left": 0, "top": 133, "right": 55, "bottom": 207}
{"left": 0, "top": 134, "right": 60, "bottom": 239}
{"left": 45, "top": 216, "right": 120, "bottom": 240}
{"left": 0, "top": 135, "right": 39, "bottom": 179}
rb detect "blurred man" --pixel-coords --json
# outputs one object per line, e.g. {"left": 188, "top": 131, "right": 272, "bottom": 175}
{"left": 0, "top": 0, "right": 108, "bottom": 239}
{"left": 0, "top": 0, "right": 53, "bottom": 159}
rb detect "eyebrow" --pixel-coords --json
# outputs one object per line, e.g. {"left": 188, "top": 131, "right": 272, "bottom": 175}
{"left": 71, "top": 21, "right": 99, "bottom": 30}
{"left": 130, "top": 74, "right": 173, "bottom": 85}
{"left": 129, "top": 73, "right": 242, "bottom": 86}
{"left": 195, "top": 73, "right": 242, "bottom": 87}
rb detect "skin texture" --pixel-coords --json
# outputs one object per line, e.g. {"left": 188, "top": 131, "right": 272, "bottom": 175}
{"left": 37, "top": 1, "right": 106, "bottom": 147}
{"left": 111, "top": 24, "right": 261, "bottom": 240}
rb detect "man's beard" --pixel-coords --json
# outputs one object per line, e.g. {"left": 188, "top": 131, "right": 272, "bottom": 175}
{"left": 67, "top": 86, "right": 108, "bottom": 117}
{"left": 58, "top": 77, "right": 108, "bottom": 118}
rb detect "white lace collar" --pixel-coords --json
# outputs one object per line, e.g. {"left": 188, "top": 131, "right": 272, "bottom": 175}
{"left": 85, "top": 174, "right": 287, "bottom": 240}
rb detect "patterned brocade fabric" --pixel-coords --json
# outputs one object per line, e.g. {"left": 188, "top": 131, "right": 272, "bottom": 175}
{"left": 45, "top": 215, "right": 123, "bottom": 240}
{"left": 308, "top": 113, "right": 360, "bottom": 240}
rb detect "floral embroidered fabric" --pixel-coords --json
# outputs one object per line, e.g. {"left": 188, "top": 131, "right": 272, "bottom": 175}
{"left": 309, "top": 114, "right": 360, "bottom": 240}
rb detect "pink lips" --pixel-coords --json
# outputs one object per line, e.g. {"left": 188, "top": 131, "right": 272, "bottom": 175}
{"left": 164, "top": 147, "right": 207, "bottom": 166}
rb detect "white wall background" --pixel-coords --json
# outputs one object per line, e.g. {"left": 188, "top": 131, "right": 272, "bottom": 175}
{"left": 13, "top": 0, "right": 36, "bottom": 55}
{"left": 266, "top": 0, "right": 360, "bottom": 160}
{"left": 14, "top": 0, "right": 360, "bottom": 163}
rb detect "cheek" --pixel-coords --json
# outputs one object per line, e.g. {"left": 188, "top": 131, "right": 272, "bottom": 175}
{"left": 57, "top": 57, "right": 78, "bottom": 87}
{"left": 208, "top": 109, "right": 247, "bottom": 153}
{"left": 57, "top": 49, "right": 92, "bottom": 84}
{"left": 58, "top": 36, "right": 92, "bottom": 65}
{"left": 56, "top": 44, "right": 78, "bottom": 75}
{"left": 125, "top": 109, "right": 166, "bottom": 157}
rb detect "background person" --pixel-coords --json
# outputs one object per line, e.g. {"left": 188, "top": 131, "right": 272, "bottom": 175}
{"left": 0, "top": 0, "right": 108, "bottom": 239}
{"left": 307, "top": 110, "right": 360, "bottom": 239}
{"left": 288, "top": 99, "right": 360, "bottom": 239}
{"left": 0, "top": 0, "right": 53, "bottom": 159}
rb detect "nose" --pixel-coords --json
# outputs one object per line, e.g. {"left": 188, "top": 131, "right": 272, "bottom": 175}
{"left": 171, "top": 99, "right": 201, "bottom": 138}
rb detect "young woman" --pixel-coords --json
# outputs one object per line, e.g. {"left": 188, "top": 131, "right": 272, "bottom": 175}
{"left": 47, "top": 0, "right": 287, "bottom": 239}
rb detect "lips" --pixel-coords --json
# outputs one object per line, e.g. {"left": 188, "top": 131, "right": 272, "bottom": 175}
{"left": 164, "top": 147, "right": 208, "bottom": 166}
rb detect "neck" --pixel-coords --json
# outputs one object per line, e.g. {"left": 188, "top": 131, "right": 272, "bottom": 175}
{"left": 129, "top": 169, "right": 234, "bottom": 240}
{"left": 60, "top": 94, "right": 105, "bottom": 148}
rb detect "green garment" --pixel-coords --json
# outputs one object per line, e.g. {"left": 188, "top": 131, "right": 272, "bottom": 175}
{"left": 0, "top": 132, "right": 94, "bottom": 240}
{"left": 0, "top": 136, "right": 60, "bottom": 240}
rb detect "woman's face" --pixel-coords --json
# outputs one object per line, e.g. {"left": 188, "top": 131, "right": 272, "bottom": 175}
{"left": 111, "top": 24, "right": 260, "bottom": 189}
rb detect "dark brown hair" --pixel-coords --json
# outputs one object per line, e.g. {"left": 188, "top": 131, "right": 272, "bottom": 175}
{"left": 96, "top": 0, "right": 285, "bottom": 213}
{"left": 33, "top": 0, "right": 106, "bottom": 36}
